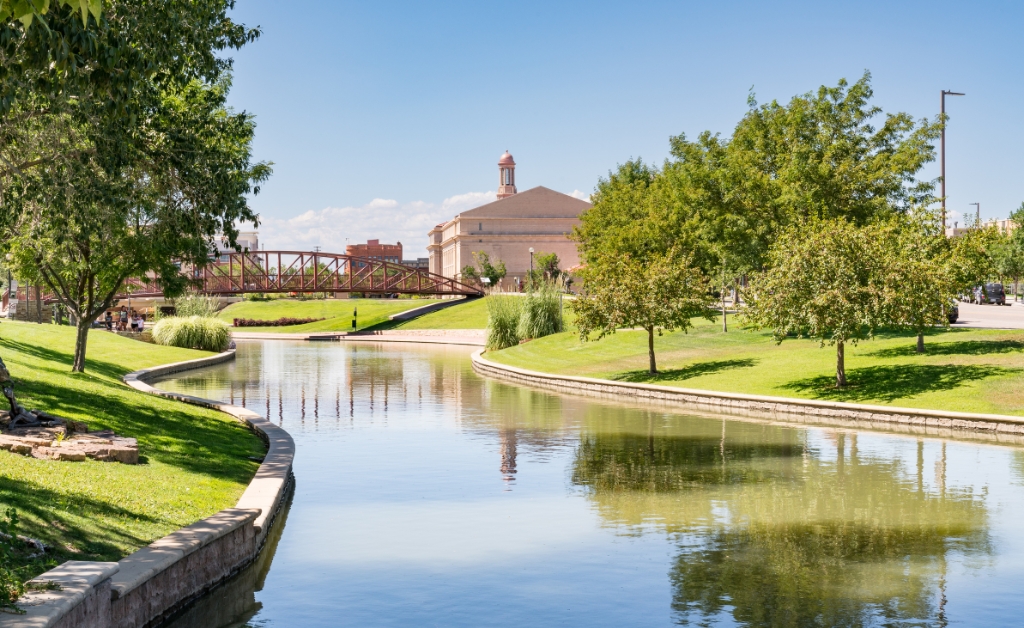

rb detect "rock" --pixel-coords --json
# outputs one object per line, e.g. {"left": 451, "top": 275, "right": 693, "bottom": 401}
{"left": 34, "top": 447, "right": 86, "bottom": 462}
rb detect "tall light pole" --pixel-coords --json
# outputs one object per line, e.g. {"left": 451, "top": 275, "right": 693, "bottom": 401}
{"left": 969, "top": 202, "right": 980, "bottom": 228}
{"left": 528, "top": 247, "right": 534, "bottom": 286}
{"left": 941, "top": 90, "right": 965, "bottom": 234}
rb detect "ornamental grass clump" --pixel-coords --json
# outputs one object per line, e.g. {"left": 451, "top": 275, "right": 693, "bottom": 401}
{"left": 152, "top": 316, "right": 231, "bottom": 352}
{"left": 173, "top": 292, "right": 220, "bottom": 318}
{"left": 518, "top": 284, "right": 564, "bottom": 340}
{"left": 486, "top": 296, "right": 522, "bottom": 350}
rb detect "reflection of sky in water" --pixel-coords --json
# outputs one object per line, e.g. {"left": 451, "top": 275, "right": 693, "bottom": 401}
{"left": 157, "top": 340, "right": 1024, "bottom": 627}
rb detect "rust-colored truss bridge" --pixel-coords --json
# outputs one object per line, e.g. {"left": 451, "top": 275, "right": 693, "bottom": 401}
{"left": 117, "top": 251, "right": 482, "bottom": 298}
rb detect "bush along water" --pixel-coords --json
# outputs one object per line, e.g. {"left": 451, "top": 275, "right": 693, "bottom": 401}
{"left": 173, "top": 292, "right": 220, "bottom": 318}
{"left": 518, "top": 284, "right": 564, "bottom": 340}
{"left": 232, "top": 317, "right": 324, "bottom": 327}
{"left": 152, "top": 316, "right": 231, "bottom": 352}
{"left": 486, "top": 296, "right": 522, "bottom": 350}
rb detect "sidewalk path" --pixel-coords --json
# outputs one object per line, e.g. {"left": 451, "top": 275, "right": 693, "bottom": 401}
{"left": 954, "top": 302, "right": 1024, "bottom": 330}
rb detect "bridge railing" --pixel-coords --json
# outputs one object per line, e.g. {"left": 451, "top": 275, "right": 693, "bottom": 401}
{"left": 9, "top": 251, "right": 483, "bottom": 305}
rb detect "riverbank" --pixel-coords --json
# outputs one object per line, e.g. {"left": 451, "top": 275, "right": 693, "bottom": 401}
{"left": 485, "top": 318, "right": 1024, "bottom": 416}
{"left": 0, "top": 322, "right": 264, "bottom": 584}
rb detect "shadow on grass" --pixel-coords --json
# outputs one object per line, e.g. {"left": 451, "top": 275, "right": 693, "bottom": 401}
{"left": 0, "top": 338, "right": 262, "bottom": 482}
{"left": 612, "top": 359, "right": 758, "bottom": 383}
{"left": 1, "top": 337, "right": 130, "bottom": 381}
{"left": 868, "top": 340, "right": 1024, "bottom": 359}
{"left": 782, "top": 364, "right": 1018, "bottom": 403}
{"left": 0, "top": 474, "right": 169, "bottom": 580}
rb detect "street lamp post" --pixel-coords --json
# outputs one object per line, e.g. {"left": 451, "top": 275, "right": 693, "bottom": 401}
{"left": 528, "top": 247, "right": 534, "bottom": 288}
{"left": 941, "top": 89, "right": 965, "bottom": 234}
{"left": 3, "top": 254, "right": 9, "bottom": 321}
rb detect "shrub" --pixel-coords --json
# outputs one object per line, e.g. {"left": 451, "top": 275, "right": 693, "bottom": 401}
{"left": 173, "top": 292, "right": 220, "bottom": 318}
{"left": 486, "top": 296, "right": 522, "bottom": 350}
{"left": 152, "top": 316, "right": 231, "bottom": 352}
{"left": 518, "top": 284, "right": 564, "bottom": 340}
{"left": 232, "top": 317, "right": 324, "bottom": 327}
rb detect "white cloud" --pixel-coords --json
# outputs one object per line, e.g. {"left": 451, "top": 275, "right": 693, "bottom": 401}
{"left": 258, "top": 191, "right": 496, "bottom": 258}
{"left": 257, "top": 187, "right": 589, "bottom": 258}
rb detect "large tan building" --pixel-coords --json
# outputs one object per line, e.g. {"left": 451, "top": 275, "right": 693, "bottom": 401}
{"left": 427, "top": 152, "right": 590, "bottom": 288}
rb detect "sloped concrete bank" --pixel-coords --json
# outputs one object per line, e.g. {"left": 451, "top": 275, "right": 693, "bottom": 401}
{"left": 1, "top": 350, "right": 295, "bottom": 628}
{"left": 472, "top": 350, "right": 1024, "bottom": 436}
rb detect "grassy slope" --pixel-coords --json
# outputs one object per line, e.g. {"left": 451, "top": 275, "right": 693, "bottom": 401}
{"left": 218, "top": 298, "right": 439, "bottom": 332}
{"left": 487, "top": 317, "right": 1024, "bottom": 416}
{"left": 383, "top": 297, "right": 490, "bottom": 330}
{"left": 0, "top": 322, "right": 262, "bottom": 581}
{"left": 380, "top": 295, "right": 578, "bottom": 331}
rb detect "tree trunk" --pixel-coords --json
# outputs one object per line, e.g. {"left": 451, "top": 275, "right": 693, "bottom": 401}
{"left": 835, "top": 341, "right": 846, "bottom": 387}
{"left": 721, "top": 266, "right": 728, "bottom": 332}
{"left": 647, "top": 326, "right": 657, "bottom": 374}
{"left": 35, "top": 284, "right": 42, "bottom": 324}
{"left": 72, "top": 317, "right": 90, "bottom": 373}
{"left": 916, "top": 333, "right": 925, "bottom": 353}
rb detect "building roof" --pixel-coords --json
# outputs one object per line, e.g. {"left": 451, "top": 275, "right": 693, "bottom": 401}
{"left": 498, "top": 151, "right": 515, "bottom": 166}
{"left": 459, "top": 186, "right": 590, "bottom": 219}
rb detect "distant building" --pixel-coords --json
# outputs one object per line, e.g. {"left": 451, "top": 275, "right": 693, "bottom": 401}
{"left": 215, "top": 231, "right": 259, "bottom": 262}
{"left": 346, "top": 239, "right": 403, "bottom": 269}
{"left": 945, "top": 218, "right": 1017, "bottom": 238}
{"left": 427, "top": 152, "right": 590, "bottom": 287}
{"left": 402, "top": 258, "right": 430, "bottom": 270}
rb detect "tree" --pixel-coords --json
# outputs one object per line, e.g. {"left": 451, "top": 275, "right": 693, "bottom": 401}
{"left": 9, "top": 77, "right": 269, "bottom": 371}
{"left": 873, "top": 217, "right": 957, "bottom": 353}
{"left": 571, "top": 249, "right": 714, "bottom": 374}
{"left": 745, "top": 219, "right": 884, "bottom": 387}
{"left": 462, "top": 251, "right": 506, "bottom": 289}
{"left": 533, "top": 251, "right": 560, "bottom": 283}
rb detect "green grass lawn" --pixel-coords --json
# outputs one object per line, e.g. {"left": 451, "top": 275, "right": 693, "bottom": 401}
{"left": 218, "top": 297, "right": 439, "bottom": 332}
{"left": 380, "top": 296, "right": 490, "bottom": 330}
{"left": 486, "top": 317, "right": 1024, "bottom": 416}
{"left": 0, "top": 322, "right": 263, "bottom": 582}
{"left": 375, "top": 295, "right": 578, "bottom": 331}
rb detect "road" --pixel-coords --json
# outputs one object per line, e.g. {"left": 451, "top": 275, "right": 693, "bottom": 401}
{"left": 954, "top": 301, "right": 1024, "bottom": 329}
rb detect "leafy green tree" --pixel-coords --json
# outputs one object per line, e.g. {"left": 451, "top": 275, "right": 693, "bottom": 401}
{"left": 744, "top": 219, "right": 885, "bottom": 387}
{"left": 9, "top": 77, "right": 269, "bottom": 371}
{"left": 531, "top": 251, "right": 561, "bottom": 284}
{"left": 571, "top": 249, "right": 713, "bottom": 374}
{"left": 873, "top": 217, "right": 957, "bottom": 353}
{"left": 462, "top": 251, "right": 506, "bottom": 289}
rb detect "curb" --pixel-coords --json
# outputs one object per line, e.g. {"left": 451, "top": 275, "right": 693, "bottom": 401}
{"left": 2, "top": 349, "right": 295, "bottom": 628}
{"left": 471, "top": 350, "right": 1024, "bottom": 435}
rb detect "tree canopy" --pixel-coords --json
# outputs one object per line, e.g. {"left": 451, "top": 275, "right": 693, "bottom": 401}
{"left": 572, "top": 249, "right": 713, "bottom": 374}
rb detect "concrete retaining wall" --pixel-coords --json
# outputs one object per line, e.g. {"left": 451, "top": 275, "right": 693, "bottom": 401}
{"left": 472, "top": 350, "right": 1024, "bottom": 436}
{"left": 2, "top": 350, "right": 295, "bottom": 628}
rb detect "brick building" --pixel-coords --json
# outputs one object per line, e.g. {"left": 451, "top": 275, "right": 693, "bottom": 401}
{"left": 346, "top": 239, "right": 403, "bottom": 269}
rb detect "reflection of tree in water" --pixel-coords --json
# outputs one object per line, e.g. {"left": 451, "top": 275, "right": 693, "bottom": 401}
{"left": 499, "top": 428, "right": 517, "bottom": 482}
{"left": 572, "top": 422, "right": 991, "bottom": 627}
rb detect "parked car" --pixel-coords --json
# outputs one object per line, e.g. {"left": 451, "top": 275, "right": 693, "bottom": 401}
{"left": 977, "top": 283, "right": 1007, "bottom": 305}
{"left": 947, "top": 304, "right": 959, "bottom": 324}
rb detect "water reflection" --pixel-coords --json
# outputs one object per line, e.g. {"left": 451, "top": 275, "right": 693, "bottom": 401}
{"left": 571, "top": 421, "right": 991, "bottom": 626}
{"left": 153, "top": 341, "right": 1020, "bottom": 628}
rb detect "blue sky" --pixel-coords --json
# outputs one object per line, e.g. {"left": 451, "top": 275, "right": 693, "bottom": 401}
{"left": 224, "top": 0, "right": 1024, "bottom": 256}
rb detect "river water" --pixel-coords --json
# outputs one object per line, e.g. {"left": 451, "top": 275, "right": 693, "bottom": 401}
{"left": 155, "top": 340, "right": 1024, "bottom": 627}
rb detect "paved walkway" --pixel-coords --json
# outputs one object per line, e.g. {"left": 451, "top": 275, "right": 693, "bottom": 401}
{"left": 954, "top": 301, "right": 1024, "bottom": 329}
